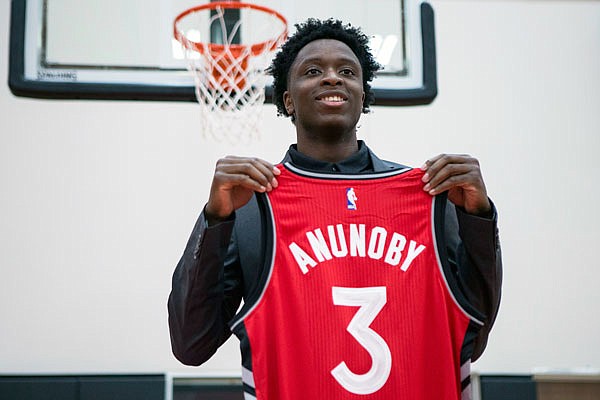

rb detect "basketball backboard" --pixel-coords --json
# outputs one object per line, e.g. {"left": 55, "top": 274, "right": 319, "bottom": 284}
{"left": 8, "top": 0, "right": 437, "bottom": 106}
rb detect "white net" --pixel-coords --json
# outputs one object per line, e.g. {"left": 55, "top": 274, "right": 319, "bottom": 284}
{"left": 174, "top": 3, "right": 287, "bottom": 142}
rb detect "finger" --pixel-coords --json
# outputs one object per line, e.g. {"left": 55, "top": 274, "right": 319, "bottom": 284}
{"left": 421, "top": 154, "right": 474, "bottom": 182}
{"left": 217, "top": 157, "right": 280, "bottom": 190}
{"left": 425, "top": 173, "right": 472, "bottom": 195}
{"left": 423, "top": 163, "right": 473, "bottom": 193}
{"left": 421, "top": 153, "right": 465, "bottom": 171}
{"left": 216, "top": 165, "right": 273, "bottom": 191}
{"left": 420, "top": 154, "right": 445, "bottom": 171}
{"left": 232, "top": 173, "right": 272, "bottom": 192}
{"left": 243, "top": 158, "right": 280, "bottom": 189}
{"left": 233, "top": 156, "right": 281, "bottom": 187}
{"left": 223, "top": 155, "right": 276, "bottom": 169}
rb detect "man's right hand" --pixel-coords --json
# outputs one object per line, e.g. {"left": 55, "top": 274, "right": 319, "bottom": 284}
{"left": 205, "top": 156, "right": 281, "bottom": 225}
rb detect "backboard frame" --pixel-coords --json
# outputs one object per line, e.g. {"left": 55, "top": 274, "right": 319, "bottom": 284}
{"left": 8, "top": 0, "right": 437, "bottom": 106}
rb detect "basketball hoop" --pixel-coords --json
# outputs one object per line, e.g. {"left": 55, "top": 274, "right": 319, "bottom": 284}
{"left": 174, "top": 1, "right": 288, "bottom": 142}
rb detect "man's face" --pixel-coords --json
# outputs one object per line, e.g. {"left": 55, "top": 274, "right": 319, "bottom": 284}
{"left": 283, "top": 39, "right": 365, "bottom": 136}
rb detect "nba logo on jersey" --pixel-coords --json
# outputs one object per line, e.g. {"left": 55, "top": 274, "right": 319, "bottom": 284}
{"left": 346, "top": 187, "right": 358, "bottom": 210}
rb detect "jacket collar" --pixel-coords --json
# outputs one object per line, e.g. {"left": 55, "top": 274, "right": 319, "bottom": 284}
{"left": 282, "top": 140, "right": 407, "bottom": 173}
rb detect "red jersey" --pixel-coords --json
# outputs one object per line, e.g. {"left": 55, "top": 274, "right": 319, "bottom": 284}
{"left": 230, "top": 163, "right": 483, "bottom": 400}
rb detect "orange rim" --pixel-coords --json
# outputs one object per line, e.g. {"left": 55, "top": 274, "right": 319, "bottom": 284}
{"left": 173, "top": 1, "right": 288, "bottom": 57}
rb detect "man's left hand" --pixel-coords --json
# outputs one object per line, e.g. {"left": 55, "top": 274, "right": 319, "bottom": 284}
{"left": 421, "top": 154, "right": 491, "bottom": 217}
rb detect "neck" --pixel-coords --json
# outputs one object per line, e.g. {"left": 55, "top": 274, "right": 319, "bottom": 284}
{"left": 296, "top": 134, "right": 359, "bottom": 163}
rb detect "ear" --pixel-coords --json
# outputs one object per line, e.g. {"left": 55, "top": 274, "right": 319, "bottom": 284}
{"left": 283, "top": 91, "right": 294, "bottom": 116}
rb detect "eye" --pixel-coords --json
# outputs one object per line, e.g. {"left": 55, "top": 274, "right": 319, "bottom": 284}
{"left": 340, "top": 68, "right": 356, "bottom": 76}
{"left": 306, "top": 68, "right": 321, "bottom": 75}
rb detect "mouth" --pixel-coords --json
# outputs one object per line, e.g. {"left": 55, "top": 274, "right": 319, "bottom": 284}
{"left": 316, "top": 93, "right": 348, "bottom": 104}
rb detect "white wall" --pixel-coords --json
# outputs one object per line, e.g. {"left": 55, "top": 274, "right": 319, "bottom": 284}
{"left": 1, "top": 0, "right": 599, "bottom": 375}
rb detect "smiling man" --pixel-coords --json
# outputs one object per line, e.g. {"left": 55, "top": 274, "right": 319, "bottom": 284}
{"left": 168, "top": 19, "right": 502, "bottom": 400}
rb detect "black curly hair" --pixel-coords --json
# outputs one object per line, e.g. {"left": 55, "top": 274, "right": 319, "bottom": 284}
{"left": 268, "top": 18, "right": 382, "bottom": 119}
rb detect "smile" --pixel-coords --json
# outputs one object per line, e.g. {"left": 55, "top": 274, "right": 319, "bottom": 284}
{"left": 317, "top": 95, "right": 347, "bottom": 103}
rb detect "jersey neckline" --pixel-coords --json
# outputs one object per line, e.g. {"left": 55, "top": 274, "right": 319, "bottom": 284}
{"left": 283, "top": 162, "right": 413, "bottom": 180}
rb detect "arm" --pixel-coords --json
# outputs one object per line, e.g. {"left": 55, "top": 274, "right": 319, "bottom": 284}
{"left": 167, "top": 210, "right": 242, "bottom": 365}
{"left": 168, "top": 156, "right": 280, "bottom": 365}
{"left": 422, "top": 154, "right": 502, "bottom": 360}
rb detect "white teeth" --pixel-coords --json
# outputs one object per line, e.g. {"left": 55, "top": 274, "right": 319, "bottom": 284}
{"left": 322, "top": 96, "right": 344, "bottom": 102}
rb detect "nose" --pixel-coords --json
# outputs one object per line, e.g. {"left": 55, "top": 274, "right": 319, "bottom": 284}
{"left": 321, "top": 68, "right": 342, "bottom": 86}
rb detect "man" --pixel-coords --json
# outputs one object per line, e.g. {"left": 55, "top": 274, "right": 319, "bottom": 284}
{"left": 168, "top": 19, "right": 501, "bottom": 400}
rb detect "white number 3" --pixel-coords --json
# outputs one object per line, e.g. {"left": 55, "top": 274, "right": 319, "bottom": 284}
{"left": 331, "top": 286, "right": 392, "bottom": 394}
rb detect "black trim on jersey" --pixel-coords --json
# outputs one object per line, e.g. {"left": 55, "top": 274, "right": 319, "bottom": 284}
{"left": 435, "top": 194, "right": 486, "bottom": 367}
{"left": 236, "top": 325, "right": 254, "bottom": 371}
{"left": 434, "top": 194, "right": 486, "bottom": 324}
{"left": 461, "top": 375, "right": 471, "bottom": 391}
{"left": 243, "top": 383, "right": 257, "bottom": 398}
{"left": 460, "top": 321, "right": 482, "bottom": 365}
{"left": 283, "top": 162, "right": 412, "bottom": 180}
{"left": 228, "top": 194, "right": 275, "bottom": 398}
{"left": 228, "top": 192, "right": 273, "bottom": 387}
{"left": 229, "top": 192, "right": 275, "bottom": 332}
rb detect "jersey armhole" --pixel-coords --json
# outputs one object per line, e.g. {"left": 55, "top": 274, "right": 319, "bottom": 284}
{"left": 433, "top": 194, "right": 486, "bottom": 326}
{"left": 229, "top": 192, "right": 276, "bottom": 331}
